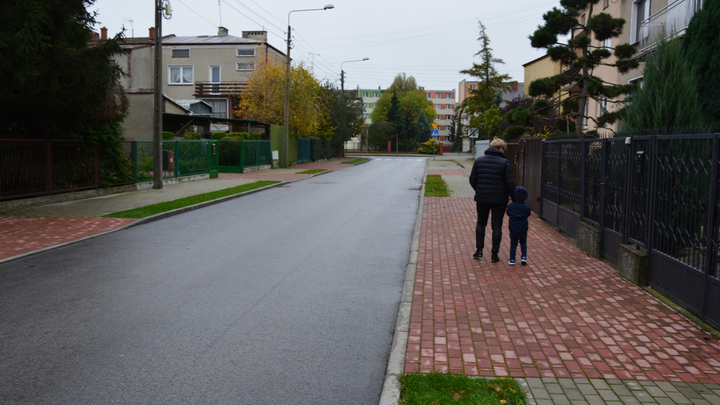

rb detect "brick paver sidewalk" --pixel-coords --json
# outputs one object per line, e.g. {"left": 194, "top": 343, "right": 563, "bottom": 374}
{"left": 407, "top": 195, "right": 720, "bottom": 383}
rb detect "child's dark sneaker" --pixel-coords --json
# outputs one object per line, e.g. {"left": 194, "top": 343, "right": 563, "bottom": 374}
{"left": 521, "top": 257, "right": 527, "bottom": 265}
{"left": 508, "top": 259, "right": 516, "bottom": 266}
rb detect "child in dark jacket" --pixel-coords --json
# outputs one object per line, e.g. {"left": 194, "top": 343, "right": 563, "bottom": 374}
{"left": 506, "top": 187, "right": 531, "bottom": 265}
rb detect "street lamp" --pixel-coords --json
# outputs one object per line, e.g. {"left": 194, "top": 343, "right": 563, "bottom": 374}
{"left": 284, "top": 4, "right": 334, "bottom": 168}
{"left": 340, "top": 58, "right": 369, "bottom": 92}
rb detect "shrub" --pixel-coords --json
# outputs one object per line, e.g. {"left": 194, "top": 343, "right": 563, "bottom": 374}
{"left": 162, "top": 131, "right": 175, "bottom": 140}
{"left": 417, "top": 139, "right": 440, "bottom": 154}
{"left": 183, "top": 132, "right": 202, "bottom": 140}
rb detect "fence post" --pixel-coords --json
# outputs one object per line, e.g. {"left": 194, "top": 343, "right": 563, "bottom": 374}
{"left": 540, "top": 140, "right": 547, "bottom": 219}
{"left": 45, "top": 140, "right": 53, "bottom": 195}
{"left": 174, "top": 140, "right": 179, "bottom": 178}
{"left": 645, "top": 135, "right": 660, "bottom": 268}
{"left": 94, "top": 148, "right": 100, "bottom": 188}
{"left": 622, "top": 137, "right": 634, "bottom": 245}
{"left": 703, "top": 135, "right": 719, "bottom": 294}
{"left": 581, "top": 139, "right": 588, "bottom": 220}
{"left": 133, "top": 141, "right": 138, "bottom": 183}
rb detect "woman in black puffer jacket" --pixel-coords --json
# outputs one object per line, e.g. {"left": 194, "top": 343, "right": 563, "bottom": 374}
{"left": 468, "top": 138, "right": 516, "bottom": 262}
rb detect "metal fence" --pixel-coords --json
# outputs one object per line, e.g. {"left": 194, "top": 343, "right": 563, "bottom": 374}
{"left": 0, "top": 139, "right": 133, "bottom": 201}
{"left": 134, "top": 140, "right": 219, "bottom": 182}
{"left": 218, "top": 140, "right": 271, "bottom": 173}
{"left": 541, "top": 134, "right": 720, "bottom": 328}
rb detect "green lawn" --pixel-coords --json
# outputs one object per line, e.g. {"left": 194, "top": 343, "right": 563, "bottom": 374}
{"left": 399, "top": 373, "right": 526, "bottom": 405}
{"left": 103, "top": 181, "right": 280, "bottom": 219}
{"left": 296, "top": 169, "right": 327, "bottom": 174}
{"left": 342, "top": 158, "right": 371, "bottom": 164}
{"left": 425, "top": 175, "right": 450, "bottom": 197}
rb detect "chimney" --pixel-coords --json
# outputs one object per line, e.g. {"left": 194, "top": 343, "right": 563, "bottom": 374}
{"left": 218, "top": 26, "right": 228, "bottom": 37}
{"left": 149, "top": 27, "right": 155, "bottom": 40}
{"left": 101, "top": 27, "right": 108, "bottom": 40}
{"left": 91, "top": 32, "right": 100, "bottom": 41}
{"left": 242, "top": 31, "right": 267, "bottom": 42}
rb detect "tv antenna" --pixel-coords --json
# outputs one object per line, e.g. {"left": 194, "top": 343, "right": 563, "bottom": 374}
{"left": 123, "top": 18, "right": 134, "bottom": 37}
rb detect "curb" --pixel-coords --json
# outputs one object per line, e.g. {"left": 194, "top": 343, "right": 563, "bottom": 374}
{"left": 379, "top": 160, "right": 427, "bottom": 404}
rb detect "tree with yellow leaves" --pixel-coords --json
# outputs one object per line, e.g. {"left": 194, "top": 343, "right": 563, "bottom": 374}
{"left": 235, "top": 60, "right": 324, "bottom": 138}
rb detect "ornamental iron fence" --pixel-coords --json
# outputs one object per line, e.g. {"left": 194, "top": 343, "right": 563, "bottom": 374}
{"left": 541, "top": 135, "right": 720, "bottom": 329}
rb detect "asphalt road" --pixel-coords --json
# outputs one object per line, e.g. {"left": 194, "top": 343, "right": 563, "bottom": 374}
{"left": 0, "top": 157, "right": 427, "bottom": 405}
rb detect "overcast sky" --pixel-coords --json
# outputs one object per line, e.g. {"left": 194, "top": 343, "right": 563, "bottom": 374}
{"left": 88, "top": 0, "right": 558, "bottom": 92}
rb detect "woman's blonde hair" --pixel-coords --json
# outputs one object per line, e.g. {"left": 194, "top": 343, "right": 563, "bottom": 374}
{"left": 489, "top": 138, "right": 507, "bottom": 150}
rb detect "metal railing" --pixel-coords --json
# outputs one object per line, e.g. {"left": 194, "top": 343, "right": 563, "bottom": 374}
{"left": 194, "top": 81, "right": 248, "bottom": 96}
{"left": 0, "top": 139, "right": 133, "bottom": 201}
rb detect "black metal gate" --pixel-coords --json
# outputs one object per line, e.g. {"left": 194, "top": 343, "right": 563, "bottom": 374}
{"left": 539, "top": 135, "right": 720, "bottom": 329}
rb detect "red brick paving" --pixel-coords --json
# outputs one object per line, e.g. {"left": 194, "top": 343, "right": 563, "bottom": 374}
{"left": 406, "top": 196, "right": 720, "bottom": 384}
{"left": 0, "top": 216, "right": 136, "bottom": 260}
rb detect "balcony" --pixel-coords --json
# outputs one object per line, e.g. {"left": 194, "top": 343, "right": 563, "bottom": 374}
{"left": 194, "top": 82, "right": 248, "bottom": 97}
{"left": 635, "top": 0, "right": 699, "bottom": 53}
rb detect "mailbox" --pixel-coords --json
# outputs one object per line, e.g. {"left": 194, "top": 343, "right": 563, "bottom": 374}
{"left": 162, "top": 150, "right": 175, "bottom": 171}
{"left": 636, "top": 151, "right": 645, "bottom": 175}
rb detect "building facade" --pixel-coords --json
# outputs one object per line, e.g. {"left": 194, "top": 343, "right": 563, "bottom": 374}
{"left": 93, "top": 27, "right": 285, "bottom": 140}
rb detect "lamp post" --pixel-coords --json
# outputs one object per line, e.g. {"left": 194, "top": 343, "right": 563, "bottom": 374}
{"left": 284, "top": 5, "right": 334, "bottom": 168}
{"left": 340, "top": 58, "right": 368, "bottom": 93}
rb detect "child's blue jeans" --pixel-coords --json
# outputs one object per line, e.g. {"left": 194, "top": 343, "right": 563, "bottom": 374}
{"left": 509, "top": 232, "right": 527, "bottom": 260}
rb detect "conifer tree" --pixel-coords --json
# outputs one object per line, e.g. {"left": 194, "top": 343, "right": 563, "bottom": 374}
{"left": 528, "top": 0, "right": 638, "bottom": 136}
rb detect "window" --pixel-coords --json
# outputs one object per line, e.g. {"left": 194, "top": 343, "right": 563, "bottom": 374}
{"left": 169, "top": 66, "right": 193, "bottom": 84}
{"left": 437, "top": 115, "right": 441, "bottom": 120}
{"left": 236, "top": 48, "right": 255, "bottom": 57}
{"left": 602, "top": 36, "right": 612, "bottom": 49}
{"left": 470, "top": 84, "right": 477, "bottom": 90}
{"left": 632, "top": 0, "right": 650, "bottom": 44}
{"left": 363, "top": 113, "right": 369, "bottom": 119}
{"left": 446, "top": 93, "right": 452, "bottom": 99}
{"left": 172, "top": 49, "right": 190, "bottom": 57}
{"left": 435, "top": 93, "right": 441, "bottom": 99}
{"left": 598, "top": 97, "right": 609, "bottom": 123}
{"left": 427, "top": 93, "right": 431, "bottom": 99}
{"left": 236, "top": 62, "right": 254, "bottom": 71}
{"left": 202, "top": 99, "right": 227, "bottom": 119}
{"left": 435, "top": 104, "right": 441, "bottom": 109}
{"left": 109, "top": 60, "right": 117, "bottom": 66}
{"left": 446, "top": 115, "right": 452, "bottom": 120}
{"left": 373, "top": 92, "right": 378, "bottom": 97}
{"left": 363, "top": 92, "right": 369, "bottom": 97}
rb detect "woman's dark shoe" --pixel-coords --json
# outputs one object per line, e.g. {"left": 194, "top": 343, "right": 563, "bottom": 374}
{"left": 473, "top": 250, "right": 483, "bottom": 259}
{"left": 491, "top": 253, "right": 499, "bottom": 263}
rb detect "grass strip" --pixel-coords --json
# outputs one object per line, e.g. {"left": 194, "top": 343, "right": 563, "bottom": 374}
{"left": 296, "top": 169, "right": 327, "bottom": 174}
{"left": 399, "top": 372, "right": 525, "bottom": 405}
{"left": 425, "top": 174, "right": 450, "bottom": 197}
{"left": 342, "top": 158, "right": 370, "bottom": 164}
{"left": 103, "top": 181, "right": 280, "bottom": 219}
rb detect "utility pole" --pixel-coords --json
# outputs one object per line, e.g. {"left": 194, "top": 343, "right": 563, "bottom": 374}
{"left": 153, "top": 0, "right": 163, "bottom": 189}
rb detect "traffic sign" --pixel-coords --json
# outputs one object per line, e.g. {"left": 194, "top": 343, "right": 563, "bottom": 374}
{"left": 431, "top": 123, "right": 439, "bottom": 130}
{"left": 431, "top": 130, "right": 439, "bottom": 137}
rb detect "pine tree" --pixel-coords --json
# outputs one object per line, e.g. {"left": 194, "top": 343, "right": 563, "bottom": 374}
{"left": 528, "top": 0, "right": 638, "bottom": 136}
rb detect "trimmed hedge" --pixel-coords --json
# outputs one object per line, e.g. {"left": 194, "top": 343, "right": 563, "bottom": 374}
{"left": 309, "top": 137, "right": 334, "bottom": 161}
{"left": 210, "top": 132, "right": 261, "bottom": 141}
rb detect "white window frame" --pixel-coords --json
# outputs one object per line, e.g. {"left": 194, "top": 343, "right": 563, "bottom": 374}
{"left": 446, "top": 93, "right": 452, "bottom": 99}
{"left": 631, "top": 0, "right": 650, "bottom": 44}
{"left": 363, "top": 92, "right": 369, "bottom": 98}
{"left": 598, "top": 96, "right": 609, "bottom": 124}
{"left": 427, "top": 93, "right": 431, "bottom": 99}
{"left": 172, "top": 49, "right": 190, "bottom": 58}
{"left": 373, "top": 92, "right": 378, "bottom": 98}
{"left": 236, "top": 48, "right": 255, "bottom": 57}
{"left": 236, "top": 62, "right": 255, "bottom": 71}
{"left": 169, "top": 65, "right": 193, "bottom": 85}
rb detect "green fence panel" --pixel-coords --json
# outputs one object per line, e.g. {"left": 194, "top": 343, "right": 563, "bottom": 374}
{"left": 297, "top": 138, "right": 311, "bottom": 164}
{"left": 243, "top": 140, "right": 271, "bottom": 167}
{"left": 219, "top": 140, "right": 244, "bottom": 173}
